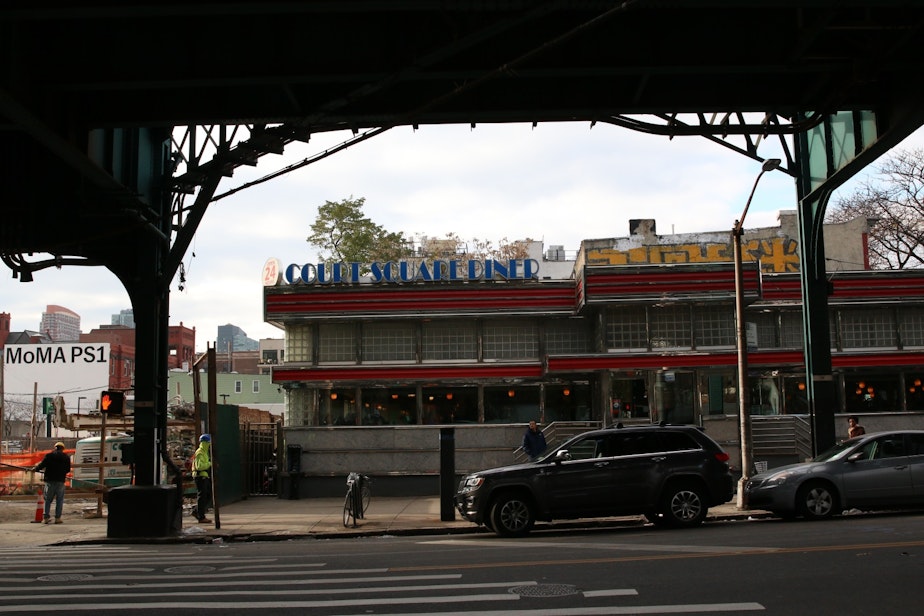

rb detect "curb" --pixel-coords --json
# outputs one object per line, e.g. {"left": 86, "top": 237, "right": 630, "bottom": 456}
{"left": 56, "top": 510, "right": 776, "bottom": 546}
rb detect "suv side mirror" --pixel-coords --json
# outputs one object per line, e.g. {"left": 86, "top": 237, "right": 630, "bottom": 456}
{"left": 555, "top": 450, "right": 571, "bottom": 464}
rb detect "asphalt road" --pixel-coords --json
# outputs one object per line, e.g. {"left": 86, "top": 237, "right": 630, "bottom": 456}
{"left": 0, "top": 511, "right": 921, "bottom": 614}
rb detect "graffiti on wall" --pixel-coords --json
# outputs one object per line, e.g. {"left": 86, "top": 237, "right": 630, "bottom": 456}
{"left": 586, "top": 237, "right": 800, "bottom": 273}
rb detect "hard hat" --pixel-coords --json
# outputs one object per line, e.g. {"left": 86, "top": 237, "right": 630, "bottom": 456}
{"left": 199, "top": 434, "right": 211, "bottom": 442}
{"left": 54, "top": 441, "right": 66, "bottom": 449}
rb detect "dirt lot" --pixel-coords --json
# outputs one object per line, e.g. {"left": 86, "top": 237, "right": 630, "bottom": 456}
{"left": 0, "top": 495, "right": 103, "bottom": 524}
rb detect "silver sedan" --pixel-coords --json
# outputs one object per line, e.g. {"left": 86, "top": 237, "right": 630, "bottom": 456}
{"left": 745, "top": 430, "right": 924, "bottom": 519}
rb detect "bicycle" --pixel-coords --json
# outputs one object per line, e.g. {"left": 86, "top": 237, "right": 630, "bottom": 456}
{"left": 342, "top": 472, "right": 371, "bottom": 527}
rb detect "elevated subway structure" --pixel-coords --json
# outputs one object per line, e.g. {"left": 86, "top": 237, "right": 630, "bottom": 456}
{"left": 3, "top": 1, "right": 924, "bottom": 535}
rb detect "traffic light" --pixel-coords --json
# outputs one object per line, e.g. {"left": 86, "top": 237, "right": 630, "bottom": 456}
{"left": 100, "top": 390, "right": 125, "bottom": 415}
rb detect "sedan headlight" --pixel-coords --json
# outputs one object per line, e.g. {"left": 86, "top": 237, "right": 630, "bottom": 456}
{"left": 457, "top": 475, "right": 485, "bottom": 494}
{"left": 761, "top": 470, "right": 800, "bottom": 487}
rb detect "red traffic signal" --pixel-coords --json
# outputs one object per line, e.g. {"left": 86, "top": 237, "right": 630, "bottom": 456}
{"left": 100, "top": 390, "right": 125, "bottom": 415}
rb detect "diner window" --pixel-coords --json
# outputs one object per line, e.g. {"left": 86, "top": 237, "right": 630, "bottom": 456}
{"left": 694, "top": 305, "right": 735, "bottom": 348}
{"left": 697, "top": 371, "right": 737, "bottom": 415}
{"left": 318, "top": 323, "right": 356, "bottom": 363}
{"left": 545, "top": 383, "right": 592, "bottom": 422}
{"left": 780, "top": 311, "right": 803, "bottom": 348}
{"left": 840, "top": 308, "right": 897, "bottom": 349}
{"left": 422, "top": 321, "right": 477, "bottom": 361}
{"left": 483, "top": 320, "right": 539, "bottom": 360}
{"left": 285, "top": 324, "right": 313, "bottom": 363}
{"left": 899, "top": 307, "right": 924, "bottom": 348}
{"left": 907, "top": 374, "right": 924, "bottom": 411}
{"left": 422, "top": 387, "right": 477, "bottom": 424}
{"left": 546, "top": 319, "right": 591, "bottom": 354}
{"left": 649, "top": 306, "right": 691, "bottom": 349}
{"left": 362, "top": 322, "right": 416, "bottom": 362}
{"left": 606, "top": 306, "right": 647, "bottom": 351}
{"left": 484, "top": 385, "right": 540, "bottom": 423}
{"left": 327, "top": 389, "right": 357, "bottom": 425}
{"left": 752, "top": 312, "right": 780, "bottom": 349}
{"left": 361, "top": 387, "right": 418, "bottom": 425}
{"left": 844, "top": 374, "right": 900, "bottom": 413}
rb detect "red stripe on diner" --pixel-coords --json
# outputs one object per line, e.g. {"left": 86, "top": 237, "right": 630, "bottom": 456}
{"left": 274, "top": 364, "right": 543, "bottom": 382}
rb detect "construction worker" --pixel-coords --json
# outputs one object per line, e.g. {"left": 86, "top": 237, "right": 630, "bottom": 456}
{"left": 191, "top": 434, "right": 212, "bottom": 523}
{"left": 33, "top": 442, "right": 71, "bottom": 524}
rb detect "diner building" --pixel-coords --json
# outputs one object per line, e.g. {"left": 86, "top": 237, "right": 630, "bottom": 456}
{"left": 265, "top": 212, "right": 924, "bottom": 495}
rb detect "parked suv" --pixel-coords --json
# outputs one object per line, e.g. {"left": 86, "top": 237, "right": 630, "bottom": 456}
{"left": 455, "top": 423, "right": 734, "bottom": 537}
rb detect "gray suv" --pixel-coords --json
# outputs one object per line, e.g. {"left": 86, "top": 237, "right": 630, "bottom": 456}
{"left": 455, "top": 423, "right": 734, "bottom": 536}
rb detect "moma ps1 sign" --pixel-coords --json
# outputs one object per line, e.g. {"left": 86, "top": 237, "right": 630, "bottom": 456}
{"left": 3, "top": 343, "right": 111, "bottom": 413}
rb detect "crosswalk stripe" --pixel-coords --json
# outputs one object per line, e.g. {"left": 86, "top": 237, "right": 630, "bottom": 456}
{"left": 0, "top": 580, "right": 536, "bottom": 602}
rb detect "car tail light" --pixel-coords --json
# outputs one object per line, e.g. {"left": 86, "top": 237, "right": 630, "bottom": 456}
{"left": 714, "top": 452, "right": 730, "bottom": 462}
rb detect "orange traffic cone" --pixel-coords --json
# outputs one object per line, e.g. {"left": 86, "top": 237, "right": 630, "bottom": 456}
{"left": 31, "top": 488, "right": 45, "bottom": 523}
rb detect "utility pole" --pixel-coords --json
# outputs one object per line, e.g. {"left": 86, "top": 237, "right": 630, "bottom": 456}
{"left": 30, "top": 382, "right": 37, "bottom": 453}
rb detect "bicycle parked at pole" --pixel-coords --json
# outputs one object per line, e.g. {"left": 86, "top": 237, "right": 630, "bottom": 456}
{"left": 343, "top": 472, "right": 371, "bottom": 528}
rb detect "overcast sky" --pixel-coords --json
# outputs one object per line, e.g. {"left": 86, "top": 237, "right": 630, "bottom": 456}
{"left": 3, "top": 121, "right": 923, "bottom": 351}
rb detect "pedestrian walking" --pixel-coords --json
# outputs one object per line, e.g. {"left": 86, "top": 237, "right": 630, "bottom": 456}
{"left": 522, "top": 420, "right": 547, "bottom": 462}
{"left": 192, "top": 434, "right": 213, "bottom": 523}
{"left": 33, "top": 442, "right": 71, "bottom": 524}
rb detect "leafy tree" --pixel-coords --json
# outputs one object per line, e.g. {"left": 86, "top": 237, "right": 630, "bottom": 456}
{"left": 308, "top": 197, "right": 535, "bottom": 268}
{"left": 827, "top": 148, "right": 924, "bottom": 269}
{"left": 307, "top": 197, "right": 412, "bottom": 265}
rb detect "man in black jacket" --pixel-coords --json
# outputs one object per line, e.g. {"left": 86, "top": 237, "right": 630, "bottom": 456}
{"left": 522, "top": 421, "right": 547, "bottom": 462}
{"left": 33, "top": 442, "right": 72, "bottom": 524}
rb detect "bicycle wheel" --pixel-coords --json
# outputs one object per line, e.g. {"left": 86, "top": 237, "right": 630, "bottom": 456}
{"left": 343, "top": 487, "right": 355, "bottom": 527}
{"left": 360, "top": 482, "right": 371, "bottom": 517}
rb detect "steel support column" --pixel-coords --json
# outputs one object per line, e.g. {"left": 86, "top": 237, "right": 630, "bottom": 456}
{"left": 795, "top": 186, "right": 837, "bottom": 456}
{"left": 126, "top": 247, "right": 170, "bottom": 486}
{"left": 793, "top": 111, "right": 851, "bottom": 457}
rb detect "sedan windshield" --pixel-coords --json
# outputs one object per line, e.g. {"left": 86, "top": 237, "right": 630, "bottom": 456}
{"left": 812, "top": 437, "right": 862, "bottom": 462}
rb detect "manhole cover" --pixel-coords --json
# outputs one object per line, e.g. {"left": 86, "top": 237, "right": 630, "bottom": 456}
{"left": 164, "top": 565, "right": 217, "bottom": 574}
{"left": 509, "top": 584, "right": 579, "bottom": 597}
{"left": 37, "top": 574, "right": 93, "bottom": 582}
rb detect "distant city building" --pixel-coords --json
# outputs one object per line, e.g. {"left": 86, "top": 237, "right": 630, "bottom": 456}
{"left": 259, "top": 338, "right": 284, "bottom": 375}
{"left": 81, "top": 325, "right": 135, "bottom": 391}
{"left": 111, "top": 309, "right": 135, "bottom": 328}
{"left": 0, "top": 312, "right": 10, "bottom": 347}
{"left": 217, "top": 324, "right": 258, "bottom": 353}
{"left": 168, "top": 322, "right": 196, "bottom": 370}
{"left": 212, "top": 339, "right": 283, "bottom": 374}
{"left": 168, "top": 370, "right": 283, "bottom": 418}
{"left": 40, "top": 305, "right": 81, "bottom": 341}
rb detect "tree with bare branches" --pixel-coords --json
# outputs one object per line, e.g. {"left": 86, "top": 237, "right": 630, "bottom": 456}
{"left": 827, "top": 148, "right": 924, "bottom": 269}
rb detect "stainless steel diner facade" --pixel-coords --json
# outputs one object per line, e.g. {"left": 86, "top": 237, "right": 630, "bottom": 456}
{"left": 265, "top": 220, "right": 924, "bottom": 495}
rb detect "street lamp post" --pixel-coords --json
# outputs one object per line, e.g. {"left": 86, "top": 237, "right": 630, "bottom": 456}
{"left": 734, "top": 158, "right": 781, "bottom": 509}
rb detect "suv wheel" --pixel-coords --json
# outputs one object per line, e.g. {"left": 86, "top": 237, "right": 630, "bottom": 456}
{"left": 490, "top": 493, "right": 535, "bottom": 537}
{"left": 659, "top": 482, "right": 707, "bottom": 528}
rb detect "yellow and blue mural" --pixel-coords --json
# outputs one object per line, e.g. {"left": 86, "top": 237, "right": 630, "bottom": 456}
{"left": 586, "top": 237, "right": 800, "bottom": 273}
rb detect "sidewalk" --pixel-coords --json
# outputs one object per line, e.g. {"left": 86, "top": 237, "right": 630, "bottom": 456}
{"left": 0, "top": 495, "right": 770, "bottom": 547}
